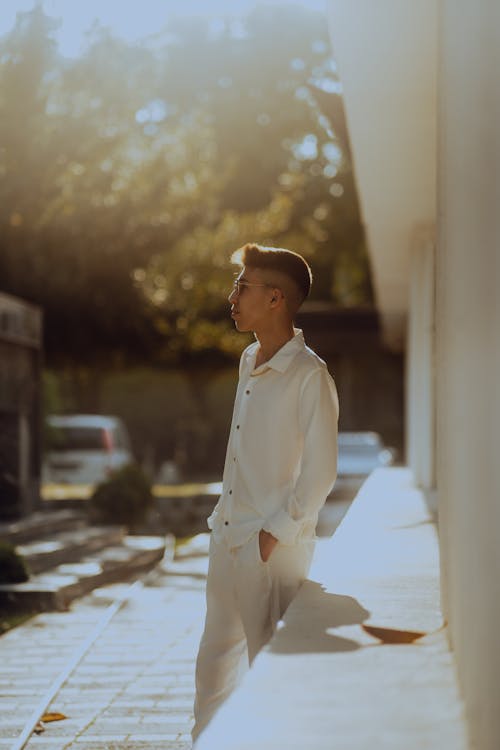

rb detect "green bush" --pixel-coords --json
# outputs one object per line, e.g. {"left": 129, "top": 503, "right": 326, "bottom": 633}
{"left": 0, "top": 543, "right": 29, "bottom": 583}
{"left": 88, "top": 464, "right": 154, "bottom": 532}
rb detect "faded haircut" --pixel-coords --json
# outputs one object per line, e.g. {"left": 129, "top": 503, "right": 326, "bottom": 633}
{"left": 230, "top": 243, "right": 312, "bottom": 305}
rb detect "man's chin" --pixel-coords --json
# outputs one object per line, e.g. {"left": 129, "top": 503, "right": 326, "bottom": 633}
{"left": 233, "top": 317, "right": 250, "bottom": 332}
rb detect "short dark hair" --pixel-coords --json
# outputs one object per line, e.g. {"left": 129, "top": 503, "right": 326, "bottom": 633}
{"left": 231, "top": 243, "right": 312, "bottom": 302}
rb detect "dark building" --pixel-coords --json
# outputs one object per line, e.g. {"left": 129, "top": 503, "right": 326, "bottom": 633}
{"left": 296, "top": 304, "right": 404, "bottom": 455}
{"left": 0, "top": 293, "right": 43, "bottom": 520}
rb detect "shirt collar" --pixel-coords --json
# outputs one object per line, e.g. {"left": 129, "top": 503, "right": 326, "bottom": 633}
{"left": 246, "top": 328, "right": 305, "bottom": 376}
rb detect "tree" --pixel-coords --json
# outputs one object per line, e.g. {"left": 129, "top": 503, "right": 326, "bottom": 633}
{"left": 0, "top": 4, "right": 373, "bottom": 375}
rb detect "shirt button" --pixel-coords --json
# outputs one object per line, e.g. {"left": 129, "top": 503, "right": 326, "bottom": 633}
{"left": 224, "top": 521, "right": 229, "bottom": 526}
{"left": 236, "top": 425, "right": 240, "bottom": 429}
{"left": 229, "top": 490, "right": 232, "bottom": 495}
{"left": 245, "top": 390, "right": 250, "bottom": 395}
{"left": 233, "top": 457, "right": 236, "bottom": 462}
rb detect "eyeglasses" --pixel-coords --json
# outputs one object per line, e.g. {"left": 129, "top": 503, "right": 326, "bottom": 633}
{"left": 231, "top": 278, "right": 271, "bottom": 295}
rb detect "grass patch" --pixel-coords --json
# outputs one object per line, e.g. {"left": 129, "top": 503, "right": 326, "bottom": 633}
{"left": 0, "top": 609, "right": 35, "bottom": 636}
{"left": 174, "top": 535, "right": 196, "bottom": 552}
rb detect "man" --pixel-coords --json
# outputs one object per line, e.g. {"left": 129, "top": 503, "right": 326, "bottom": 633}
{"left": 192, "top": 243, "right": 339, "bottom": 744}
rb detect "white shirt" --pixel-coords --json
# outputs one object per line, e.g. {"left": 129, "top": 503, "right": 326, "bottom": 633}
{"left": 208, "top": 328, "right": 339, "bottom": 548}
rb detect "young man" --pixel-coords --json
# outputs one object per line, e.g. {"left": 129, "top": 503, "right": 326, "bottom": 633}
{"left": 192, "top": 243, "right": 339, "bottom": 744}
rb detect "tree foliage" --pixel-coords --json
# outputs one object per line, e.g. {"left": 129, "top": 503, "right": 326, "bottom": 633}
{"left": 0, "top": 4, "right": 373, "bottom": 370}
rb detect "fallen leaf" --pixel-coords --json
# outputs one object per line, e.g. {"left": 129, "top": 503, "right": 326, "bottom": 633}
{"left": 362, "top": 624, "right": 427, "bottom": 644}
{"left": 41, "top": 712, "right": 67, "bottom": 723}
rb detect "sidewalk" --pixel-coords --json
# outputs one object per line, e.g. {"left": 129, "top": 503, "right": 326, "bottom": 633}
{"left": 2, "top": 471, "right": 466, "bottom": 750}
{"left": 0, "top": 543, "right": 209, "bottom": 750}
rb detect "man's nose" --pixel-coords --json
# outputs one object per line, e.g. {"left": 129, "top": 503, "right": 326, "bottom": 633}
{"left": 228, "top": 287, "right": 238, "bottom": 303}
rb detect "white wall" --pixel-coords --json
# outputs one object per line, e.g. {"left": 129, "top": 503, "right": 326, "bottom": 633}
{"left": 407, "top": 226, "right": 436, "bottom": 489}
{"left": 327, "top": 0, "right": 437, "bottom": 352}
{"left": 328, "top": 0, "right": 500, "bottom": 746}
{"left": 327, "top": 0, "right": 437, "bottom": 477}
{"left": 437, "top": 1, "right": 500, "bottom": 748}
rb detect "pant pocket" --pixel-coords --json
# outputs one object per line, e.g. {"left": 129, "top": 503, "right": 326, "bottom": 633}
{"left": 253, "top": 530, "right": 261, "bottom": 564}
{"left": 255, "top": 530, "right": 269, "bottom": 565}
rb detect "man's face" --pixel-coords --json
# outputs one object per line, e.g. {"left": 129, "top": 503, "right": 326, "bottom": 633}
{"left": 228, "top": 266, "right": 273, "bottom": 333}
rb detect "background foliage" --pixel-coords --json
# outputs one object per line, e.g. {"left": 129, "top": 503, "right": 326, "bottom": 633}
{"left": 1, "top": 4, "right": 377, "bottom": 474}
{"left": 0, "top": 3, "right": 373, "bottom": 373}
{"left": 88, "top": 463, "right": 154, "bottom": 531}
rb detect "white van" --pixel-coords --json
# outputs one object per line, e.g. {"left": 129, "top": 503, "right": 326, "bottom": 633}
{"left": 43, "top": 414, "right": 134, "bottom": 486}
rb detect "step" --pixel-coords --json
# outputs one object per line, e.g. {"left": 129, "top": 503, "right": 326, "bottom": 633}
{"left": 0, "top": 536, "right": 171, "bottom": 611}
{"left": 16, "top": 525, "right": 126, "bottom": 574}
{"left": 0, "top": 509, "right": 87, "bottom": 545}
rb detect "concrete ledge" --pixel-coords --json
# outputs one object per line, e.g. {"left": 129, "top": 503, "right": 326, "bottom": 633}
{"left": 196, "top": 468, "right": 469, "bottom": 750}
{"left": 0, "top": 536, "right": 171, "bottom": 611}
{"left": 0, "top": 509, "right": 86, "bottom": 544}
{"left": 17, "top": 525, "right": 126, "bottom": 574}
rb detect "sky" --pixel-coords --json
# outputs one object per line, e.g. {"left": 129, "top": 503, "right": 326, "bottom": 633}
{"left": 0, "top": 0, "right": 327, "bottom": 57}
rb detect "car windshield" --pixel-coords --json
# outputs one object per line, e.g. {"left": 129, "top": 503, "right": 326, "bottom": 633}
{"left": 48, "top": 427, "right": 104, "bottom": 452}
{"left": 339, "top": 444, "right": 380, "bottom": 455}
{"left": 338, "top": 434, "right": 381, "bottom": 449}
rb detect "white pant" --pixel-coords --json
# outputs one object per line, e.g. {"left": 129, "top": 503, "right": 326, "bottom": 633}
{"left": 192, "top": 531, "right": 314, "bottom": 743}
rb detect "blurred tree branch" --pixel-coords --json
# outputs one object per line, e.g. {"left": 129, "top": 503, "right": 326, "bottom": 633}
{"left": 0, "top": 4, "right": 374, "bottom": 375}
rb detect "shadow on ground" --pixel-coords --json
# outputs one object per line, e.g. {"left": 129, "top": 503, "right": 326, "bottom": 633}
{"left": 269, "top": 580, "right": 370, "bottom": 654}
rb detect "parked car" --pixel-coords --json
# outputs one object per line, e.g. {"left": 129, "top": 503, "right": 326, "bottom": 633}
{"left": 330, "top": 431, "right": 396, "bottom": 499}
{"left": 42, "top": 414, "right": 134, "bottom": 486}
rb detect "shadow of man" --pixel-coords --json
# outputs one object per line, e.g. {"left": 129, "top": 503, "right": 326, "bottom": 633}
{"left": 269, "top": 579, "right": 370, "bottom": 654}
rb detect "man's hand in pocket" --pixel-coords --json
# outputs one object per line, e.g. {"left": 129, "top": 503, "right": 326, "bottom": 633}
{"left": 259, "top": 529, "right": 278, "bottom": 562}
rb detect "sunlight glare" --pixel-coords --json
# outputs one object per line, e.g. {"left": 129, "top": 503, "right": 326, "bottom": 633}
{"left": 1, "top": 0, "right": 326, "bottom": 58}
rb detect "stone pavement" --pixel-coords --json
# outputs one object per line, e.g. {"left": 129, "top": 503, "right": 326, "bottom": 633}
{"left": 0, "top": 538, "right": 210, "bottom": 750}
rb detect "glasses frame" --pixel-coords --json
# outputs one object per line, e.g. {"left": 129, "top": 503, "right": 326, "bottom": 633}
{"left": 231, "top": 277, "right": 273, "bottom": 295}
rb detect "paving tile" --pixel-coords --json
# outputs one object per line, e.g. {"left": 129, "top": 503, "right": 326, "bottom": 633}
{"left": 138, "top": 712, "right": 188, "bottom": 722}
{"left": 84, "top": 717, "right": 140, "bottom": 729}
{"left": 0, "top": 728, "right": 21, "bottom": 737}
{"left": 0, "top": 555, "right": 204, "bottom": 749}
{"left": 65, "top": 744, "right": 190, "bottom": 750}
{"left": 154, "top": 699, "right": 194, "bottom": 710}
{"left": 0, "top": 587, "right": 204, "bottom": 750}
{"left": 165, "top": 687, "right": 196, "bottom": 698}
{"left": 131, "top": 722, "right": 190, "bottom": 733}
{"left": 73, "top": 734, "right": 130, "bottom": 742}
{"left": 126, "top": 734, "right": 180, "bottom": 741}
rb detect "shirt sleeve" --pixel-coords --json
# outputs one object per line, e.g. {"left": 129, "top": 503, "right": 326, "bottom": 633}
{"left": 263, "top": 366, "right": 339, "bottom": 545}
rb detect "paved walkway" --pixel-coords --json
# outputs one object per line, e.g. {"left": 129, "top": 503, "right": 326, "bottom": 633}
{"left": 0, "top": 542, "right": 210, "bottom": 750}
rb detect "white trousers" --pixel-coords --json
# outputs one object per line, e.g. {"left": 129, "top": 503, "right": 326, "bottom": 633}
{"left": 192, "top": 531, "right": 314, "bottom": 743}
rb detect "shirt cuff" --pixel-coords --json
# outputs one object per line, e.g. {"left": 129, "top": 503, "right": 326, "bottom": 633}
{"left": 263, "top": 508, "right": 303, "bottom": 546}
{"left": 206, "top": 499, "right": 221, "bottom": 530}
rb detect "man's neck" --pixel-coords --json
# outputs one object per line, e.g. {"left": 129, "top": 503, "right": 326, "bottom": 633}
{"left": 254, "top": 324, "right": 296, "bottom": 368}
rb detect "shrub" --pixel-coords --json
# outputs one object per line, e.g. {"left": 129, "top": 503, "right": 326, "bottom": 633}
{"left": 88, "top": 464, "right": 154, "bottom": 532}
{"left": 0, "top": 477, "right": 20, "bottom": 522}
{"left": 0, "top": 543, "right": 29, "bottom": 583}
